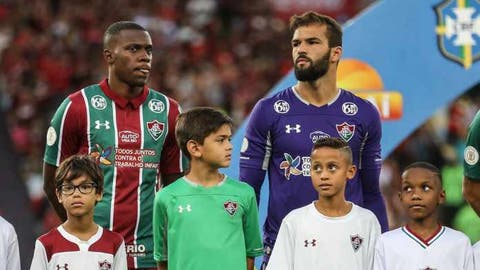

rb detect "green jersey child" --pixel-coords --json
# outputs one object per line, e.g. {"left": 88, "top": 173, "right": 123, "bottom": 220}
{"left": 153, "top": 107, "right": 263, "bottom": 270}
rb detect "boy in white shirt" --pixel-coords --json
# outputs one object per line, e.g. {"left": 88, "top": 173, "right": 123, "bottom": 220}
{"left": 374, "top": 161, "right": 474, "bottom": 270}
{"left": 30, "top": 155, "right": 127, "bottom": 270}
{"left": 266, "top": 137, "right": 381, "bottom": 270}
{"left": 0, "top": 215, "right": 20, "bottom": 270}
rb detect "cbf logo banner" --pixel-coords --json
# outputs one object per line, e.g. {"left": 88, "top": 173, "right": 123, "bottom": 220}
{"left": 434, "top": 0, "right": 480, "bottom": 69}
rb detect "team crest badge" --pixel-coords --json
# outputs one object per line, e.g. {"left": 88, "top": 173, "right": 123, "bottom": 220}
{"left": 223, "top": 200, "right": 238, "bottom": 216}
{"left": 434, "top": 0, "right": 480, "bottom": 69}
{"left": 336, "top": 122, "right": 355, "bottom": 142}
{"left": 98, "top": 260, "right": 112, "bottom": 270}
{"left": 147, "top": 120, "right": 165, "bottom": 141}
{"left": 350, "top": 234, "right": 363, "bottom": 252}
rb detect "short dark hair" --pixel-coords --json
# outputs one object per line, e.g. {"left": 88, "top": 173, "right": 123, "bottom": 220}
{"left": 103, "top": 21, "right": 147, "bottom": 49}
{"left": 289, "top": 11, "right": 342, "bottom": 48}
{"left": 55, "top": 155, "right": 104, "bottom": 194}
{"left": 175, "top": 107, "right": 233, "bottom": 160}
{"left": 402, "top": 161, "right": 443, "bottom": 187}
{"left": 311, "top": 137, "right": 352, "bottom": 164}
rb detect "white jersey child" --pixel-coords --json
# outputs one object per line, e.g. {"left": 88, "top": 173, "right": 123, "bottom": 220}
{"left": 0, "top": 216, "right": 20, "bottom": 270}
{"left": 473, "top": 241, "right": 480, "bottom": 269}
{"left": 30, "top": 225, "right": 127, "bottom": 270}
{"left": 266, "top": 202, "right": 380, "bottom": 270}
{"left": 374, "top": 225, "right": 474, "bottom": 270}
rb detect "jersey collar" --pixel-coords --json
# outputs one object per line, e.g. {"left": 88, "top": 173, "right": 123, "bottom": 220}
{"left": 99, "top": 79, "right": 149, "bottom": 109}
{"left": 402, "top": 224, "right": 445, "bottom": 249}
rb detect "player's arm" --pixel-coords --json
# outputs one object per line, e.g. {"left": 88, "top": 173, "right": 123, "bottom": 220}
{"left": 373, "top": 236, "right": 386, "bottom": 270}
{"left": 246, "top": 257, "right": 254, "bottom": 270}
{"left": 43, "top": 163, "right": 66, "bottom": 221}
{"left": 463, "top": 177, "right": 480, "bottom": 216}
{"left": 30, "top": 240, "right": 48, "bottom": 270}
{"left": 264, "top": 218, "right": 293, "bottom": 270}
{"left": 240, "top": 99, "right": 272, "bottom": 203}
{"left": 359, "top": 105, "right": 388, "bottom": 232}
{"left": 463, "top": 112, "right": 480, "bottom": 217}
{"left": 157, "top": 261, "right": 167, "bottom": 270}
{"left": 159, "top": 98, "right": 186, "bottom": 187}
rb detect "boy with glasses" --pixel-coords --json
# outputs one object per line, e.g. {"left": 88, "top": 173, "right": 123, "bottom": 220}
{"left": 31, "top": 155, "right": 127, "bottom": 269}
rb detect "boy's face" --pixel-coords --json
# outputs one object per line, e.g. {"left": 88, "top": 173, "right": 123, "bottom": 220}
{"left": 310, "top": 146, "right": 356, "bottom": 198}
{"left": 196, "top": 124, "right": 233, "bottom": 168}
{"left": 399, "top": 167, "right": 445, "bottom": 222}
{"left": 56, "top": 174, "right": 103, "bottom": 218}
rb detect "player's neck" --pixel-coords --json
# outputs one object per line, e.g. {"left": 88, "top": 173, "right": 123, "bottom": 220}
{"left": 294, "top": 74, "right": 338, "bottom": 107}
{"left": 406, "top": 217, "right": 441, "bottom": 240}
{"left": 314, "top": 196, "right": 351, "bottom": 217}
{"left": 186, "top": 161, "right": 224, "bottom": 187}
{"left": 62, "top": 218, "right": 99, "bottom": 241}
{"left": 107, "top": 76, "right": 144, "bottom": 100}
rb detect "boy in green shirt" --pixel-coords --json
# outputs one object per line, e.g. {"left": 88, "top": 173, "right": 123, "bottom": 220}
{"left": 153, "top": 107, "right": 263, "bottom": 270}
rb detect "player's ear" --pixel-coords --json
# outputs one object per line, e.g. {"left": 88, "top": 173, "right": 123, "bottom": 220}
{"left": 103, "top": 49, "right": 114, "bottom": 64}
{"left": 56, "top": 189, "right": 62, "bottom": 203}
{"left": 186, "top": 140, "right": 201, "bottom": 158}
{"left": 346, "top": 164, "right": 356, "bottom": 180}
{"left": 438, "top": 189, "right": 446, "bottom": 205}
{"left": 330, "top": 46, "right": 342, "bottom": 63}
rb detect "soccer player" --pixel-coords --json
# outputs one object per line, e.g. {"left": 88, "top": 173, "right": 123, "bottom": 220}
{"left": 463, "top": 111, "right": 480, "bottom": 217}
{"left": 266, "top": 137, "right": 380, "bottom": 270}
{"left": 153, "top": 107, "right": 263, "bottom": 270}
{"left": 374, "top": 162, "right": 474, "bottom": 270}
{"left": 31, "top": 155, "right": 127, "bottom": 269}
{"left": 43, "top": 21, "right": 186, "bottom": 269}
{"left": 239, "top": 11, "right": 387, "bottom": 267}
{"left": 0, "top": 216, "right": 20, "bottom": 270}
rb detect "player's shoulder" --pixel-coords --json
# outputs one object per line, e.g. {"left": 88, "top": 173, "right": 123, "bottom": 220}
{"left": 442, "top": 226, "right": 471, "bottom": 243}
{"left": 378, "top": 227, "right": 403, "bottom": 240}
{"left": 158, "top": 177, "right": 186, "bottom": 195}
{"left": 254, "top": 87, "right": 293, "bottom": 111}
{"left": 0, "top": 216, "right": 15, "bottom": 233}
{"left": 339, "top": 89, "right": 378, "bottom": 112}
{"left": 224, "top": 176, "right": 256, "bottom": 194}
{"left": 100, "top": 228, "right": 124, "bottom": 246}
{"left": 352, "top": 203, "right": 378, "bottom": 220}
{"left": 283, "top": 203, "right": 312, "bottom": 223}
{"left": 37, "top": 227, "right": 62, "bottom": 246}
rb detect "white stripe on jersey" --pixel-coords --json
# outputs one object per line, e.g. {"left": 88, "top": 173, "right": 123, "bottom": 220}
{"left": 80, "top": 89, "right": 90, "bottom": 156}
{"left": 110, "top": 103, "right": 118, "bottom": 232}
{"left": 56, "top": 101, "right": 72, "bottom": 166}
{"left": 262, "top": 131, "right": 272, "bottom": 170}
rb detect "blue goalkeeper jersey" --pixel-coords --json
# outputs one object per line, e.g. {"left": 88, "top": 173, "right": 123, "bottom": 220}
{"left": 239, "top": 87, "right": 388, "bottom": 247}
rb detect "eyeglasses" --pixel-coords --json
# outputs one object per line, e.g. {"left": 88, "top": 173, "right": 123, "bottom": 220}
{"left": 58, "top": 183, "right": 97, "bottom": 195}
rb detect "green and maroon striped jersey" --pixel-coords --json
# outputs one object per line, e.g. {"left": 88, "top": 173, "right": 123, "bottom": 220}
{"left": 44, "top": 79, "right": 187, "bottom": 268}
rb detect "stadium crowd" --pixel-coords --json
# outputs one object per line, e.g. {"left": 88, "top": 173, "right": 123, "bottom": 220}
{"left": 1, "top": 0, "right": 478, "bottom": 243}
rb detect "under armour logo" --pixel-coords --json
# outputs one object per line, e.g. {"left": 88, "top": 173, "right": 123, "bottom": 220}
{"left": 304, "top": 239, "right": 316, "bottom": 247}
{"left": 285, "top": 124, "right": 301, "bottom": 133}
{"left": 56, "top": 264, "right": 69, "bottom": 270}
{"left": 178, "top": 204, "right": 192, "bottom": 213}
{"left": 95, "top": 120, "right": 110, "bottom": 130}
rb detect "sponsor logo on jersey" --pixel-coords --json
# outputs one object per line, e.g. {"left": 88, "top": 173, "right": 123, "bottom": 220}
{"left": 342, "top": 102, "right": 358, "bottom": 115}
{"left": 94, "top": 120, "right": 110, "bottom": 130}
{"left": 119, "top": 131, "right": 140, "bottom": 144}
{"left": 125, "top": 244, "right": 146, "bottom": 257}
{"left": 336, "top": 122, "right": 355, "bottom": 142}
{"left": 273, "top": 100, "right": 290, "bottom": 114}
{"left": 178, "top": 204, "right": 192, "bottom": 213}
{"left": 46, "top": 126, "right": 57, "bottom": 146}
{"left": 241, "top": 137, "right": 249, "bottom": 152}
{"left": 285, "top": 124, "right": 301, "bottom": 134}
{"left": 279, "top": 153, "right": 303, "bottom": 179}
{"left": 310, "top": 131, "right": 330, "bottom": 143}
{"left": 304, "top": 239, "right": 317, "bottom": 247}
{"left": 464, "top": 145, "right": 479, "bottom": 165}
{"left": 91, "top": 95, "right": 107, "bottom": 110}
{"left": 98, "top": 260, "right": 112, "bottom": 270}
{"left": 90, "top": 143, "right": 113, "bottom": 166}
{"left": 55, "top": 263, "right": 69, "bottom": 270}
{"left": 148, "top": 99, "right": 165, "bottom": 113}
{"left": 434, "top": 0, "right": 480, "bottom": 69}
{"left": 223, "top": 200, "right": 238, "bottom": 216}
{"left": 147, "top": 120, "right": 165, "bottom": 141}
{"left": 350, "top": 234, "right": 363, "bottom": 252}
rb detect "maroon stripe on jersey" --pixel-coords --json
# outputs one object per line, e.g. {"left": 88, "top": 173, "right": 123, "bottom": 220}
{"left": 159, "top": 97, "right": 182, "bottom": 174}
{"left": 112, "top": 102, "right": 141, "bottom": 267}
{"left": 60, "top": 91, "right": 89, "bottom": 162}
{"left": 38, "top": 229, "right": 79, "bottom": 262}
{"left": 89, "top": 229, "right": 124, "bottom": 255}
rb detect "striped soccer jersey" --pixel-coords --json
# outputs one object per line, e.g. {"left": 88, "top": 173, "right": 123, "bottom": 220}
{"left": 30, "top": 225, "right": 126, "bottom": 270}
{"left": 266, "top": 202, "right": 380, "bottom": 270}
{"left": 374, "top": 225, "right": 474, "bottom": 270}
{"left": 44, "top": 79, "right": 186, "bottom": 268}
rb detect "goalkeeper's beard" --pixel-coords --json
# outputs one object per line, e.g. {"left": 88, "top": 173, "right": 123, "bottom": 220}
{"left": 294, "top": 53, "right": 330, "bottom": 82}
